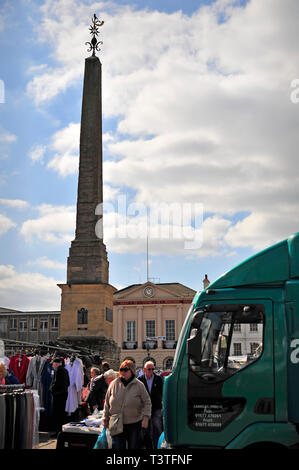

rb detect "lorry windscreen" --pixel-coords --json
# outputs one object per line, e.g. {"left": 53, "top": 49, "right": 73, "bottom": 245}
{"left": 187, "top": 304, "right": 264, "bottom": 377}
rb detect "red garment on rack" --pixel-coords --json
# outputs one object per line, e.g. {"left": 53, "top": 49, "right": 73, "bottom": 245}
{"left": 9, "top": 354, "right": 30, "bottom": 384}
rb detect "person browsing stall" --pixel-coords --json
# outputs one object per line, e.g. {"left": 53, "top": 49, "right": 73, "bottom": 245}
{"left": 104, "top": 369, "right": 118, "bottom": 385}
{"left": 0, "top": 361, "right": 20, "bottom": 385}
{"left": 86, "top": 366, "right": 106, "bottom": 412}
{"left": 49, "top": 357, "right": 70, "bottom": 437}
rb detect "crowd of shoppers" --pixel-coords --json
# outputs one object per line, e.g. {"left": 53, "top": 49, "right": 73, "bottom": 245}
{"left": 44, "top": 356, "right": 167, "bottom": 448}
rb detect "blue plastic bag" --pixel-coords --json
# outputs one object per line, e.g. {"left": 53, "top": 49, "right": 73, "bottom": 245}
{"left": 157, "top": 432, "right": 164, "bottom": 449}
{"left": 93, "top": 428, "right": 108, "bottom": 449}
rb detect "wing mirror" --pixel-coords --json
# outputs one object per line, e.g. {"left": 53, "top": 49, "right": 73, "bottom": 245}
{"left": 187, "top": 310, "right": 203, "bottom": 363}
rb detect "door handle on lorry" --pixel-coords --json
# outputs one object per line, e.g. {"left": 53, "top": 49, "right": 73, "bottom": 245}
{"left": 201, "top": 373, "right": 216, "bottom": 382}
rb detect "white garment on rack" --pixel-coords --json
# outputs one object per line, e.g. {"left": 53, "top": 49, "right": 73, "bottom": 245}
{"left": 65, "top": 358, "right": 83, "bottom": 414}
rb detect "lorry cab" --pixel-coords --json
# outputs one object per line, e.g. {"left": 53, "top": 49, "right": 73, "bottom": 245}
{"left": 163, "top": 232, "right": 299, "bottom": 448}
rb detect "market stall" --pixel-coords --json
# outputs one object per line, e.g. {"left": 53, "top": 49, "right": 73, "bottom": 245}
{"left": 56, "top": 411, "right": 111, "bottom": 449}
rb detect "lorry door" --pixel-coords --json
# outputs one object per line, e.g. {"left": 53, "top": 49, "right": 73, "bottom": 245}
{"left": 184, "top": 301, "right": 274, "bottom": 447}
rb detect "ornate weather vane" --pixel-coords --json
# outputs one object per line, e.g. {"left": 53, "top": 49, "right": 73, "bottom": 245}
{"left": 85, "top": 14, "right": 104, "bottom": 56}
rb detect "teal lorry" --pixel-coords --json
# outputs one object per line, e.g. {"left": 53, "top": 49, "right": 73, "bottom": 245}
{"left": 163, "top": 232, "right": 299, "bottom": 448}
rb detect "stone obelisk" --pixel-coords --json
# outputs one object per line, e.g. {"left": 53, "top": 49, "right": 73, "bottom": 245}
{"left": 58, "top": 16, "right": 116, "bottom": 342}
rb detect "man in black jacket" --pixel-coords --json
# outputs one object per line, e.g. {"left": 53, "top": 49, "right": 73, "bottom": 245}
{"left": 49, "top": 358, "right": 70, "bottom": 437}
{"left": 86, "top": 366, "right": 108, "bottom": 412}
{"left": 138, "top": 361, "right": 163, "bottom": 449}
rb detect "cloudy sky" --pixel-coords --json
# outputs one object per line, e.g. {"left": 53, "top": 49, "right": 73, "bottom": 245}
{"left": 0, "top": 0, "right": 298, "bottom": 311}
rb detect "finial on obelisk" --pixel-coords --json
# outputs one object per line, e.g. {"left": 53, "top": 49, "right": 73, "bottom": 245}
{"left": 85, "top": 14, "right": 104, "bottom": 57}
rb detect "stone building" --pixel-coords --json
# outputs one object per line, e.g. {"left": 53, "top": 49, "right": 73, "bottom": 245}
{"left": 113, "top": 281, "right": 197, "bottom": 370}
{"left": 0, "top": 276, "right": 211, "bottom": 364}
{"left": 0, "top": 307, "right": 60, "bottom": 356}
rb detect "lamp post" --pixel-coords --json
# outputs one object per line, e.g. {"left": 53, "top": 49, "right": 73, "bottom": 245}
{"left": 144, "top": 336, "right": 166, "bottom": 358}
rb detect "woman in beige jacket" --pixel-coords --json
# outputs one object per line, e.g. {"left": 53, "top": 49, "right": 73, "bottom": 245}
{"left": 103, "top": 360, "right": 151, "bottom": 449}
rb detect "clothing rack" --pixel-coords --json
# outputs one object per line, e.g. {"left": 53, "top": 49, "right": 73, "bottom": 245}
{"left": 0, "top": 385, "right": 40, "bottom": 449}
{"left": 0, "top": 384, "right": 25, "bottom": 391}
{"left": 3, "top": 338, "right": 81, "bottom": 354}
{"left": 3, "top": 338, "right": 118, "bottom": 362}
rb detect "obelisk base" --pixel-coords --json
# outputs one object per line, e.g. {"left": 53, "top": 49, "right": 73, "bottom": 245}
{"left": 58, "top": 283, "right": 117, "bottom": 339}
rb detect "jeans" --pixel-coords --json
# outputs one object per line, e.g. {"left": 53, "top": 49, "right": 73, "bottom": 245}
{"left": 112, "top": 420, "right": 142, "bottom": 449}
{"left": 141, "top": 409, "right": 163, "bottom": 449}
{"left": 151, "top": 409, "right": 163, "bottom": 449}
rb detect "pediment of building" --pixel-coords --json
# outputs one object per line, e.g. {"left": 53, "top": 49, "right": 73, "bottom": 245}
{"left": 115, "top": 282, "right": 177, "bottom": 300}
{"left": 114, "top": 282, "right": 195, "bottom": 301}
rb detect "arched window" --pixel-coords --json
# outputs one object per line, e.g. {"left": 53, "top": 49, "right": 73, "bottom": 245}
{"left": 164, "top": 357, "right": 173, "bottom": 370}
{"left": 77, "top": 308, "right": 88, "bottom": 324}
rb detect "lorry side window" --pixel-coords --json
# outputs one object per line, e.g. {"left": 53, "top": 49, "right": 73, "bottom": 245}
{"left": 188, "top": 304, "right": 264, "bottom": 377}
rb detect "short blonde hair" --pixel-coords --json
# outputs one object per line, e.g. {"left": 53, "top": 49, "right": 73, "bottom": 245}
{"left": 104, "top": 369, "right": 118, "bottom": 381}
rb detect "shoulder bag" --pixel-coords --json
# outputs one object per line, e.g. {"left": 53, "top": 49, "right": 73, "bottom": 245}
{"left": 108, "top": 389, "right": 126, "bottom": 436}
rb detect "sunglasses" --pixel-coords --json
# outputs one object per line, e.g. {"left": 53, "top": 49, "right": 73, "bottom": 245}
{"left": 120, "top": 367, "right": 130, "bottom": 372}
{"left": 146, "top": 368, "right": 154, "bottom": 371}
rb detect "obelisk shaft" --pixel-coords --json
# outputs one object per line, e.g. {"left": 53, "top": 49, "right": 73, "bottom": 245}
{"left": 76, "top": 56, "right": 102, "bottom": 239}
{"left": 67, "top": 55, "right": 108, "bottom": 284}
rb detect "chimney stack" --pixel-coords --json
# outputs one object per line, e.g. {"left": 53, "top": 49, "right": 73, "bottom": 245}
{"left": 203, "top": 274, "right": 210, "bottom": 290}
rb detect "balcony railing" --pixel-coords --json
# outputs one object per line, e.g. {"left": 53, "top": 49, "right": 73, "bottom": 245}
{"left": 122, "top": 341, "right": 138, "bottom": 350}
{"left": 162, "top": 340, "right": 177, "bottom": 349}
{"left": 142, "top": 340, "right": 157, "bottom": 350}
{"left": 122, "top": 339, "right": 177, "bottom": 350}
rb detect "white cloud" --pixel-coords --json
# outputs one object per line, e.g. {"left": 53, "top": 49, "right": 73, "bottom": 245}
{"left": 0, "top": 1, "right": 14, "bottom": 34}
{"left": 0, "top": 214, "right": 16, "bottom": 235}
{"left": 102, "top": 207, "right": 233, "bottom": 258}
{"left": 26, "top": 0, "right": 91, "bottom": 104}
{"left": 47, "top": 122, "right": 80, "bottom": 176}
{"left": 27, "top": 0, "right": 299, "bottom": 257}
{"left": 0, "top": 264, "right": 62, "bottom": 310}
{"left": 27, "top": 66, "right": 82, "bottom": 105}
{"left": 33, "top": 123, "right": 114, "bottom": 177}
{"left": 20, "top": 204, "right": 76, "bottom": 244}
{"left": 0, "top": 199, "right": 29, "bottom": 209}
{"left": 103, "top": 184, "right": 120, "bottom": 202}
{"left": 28, "top": 144, "right": 46, "bottom": 163}
{"left": 0, "top": 264, "right": 15, "bottom": 278}
{"left": 0, "top": 127, "right": 17, "bottom": 143}
{"left": 26, "top": 63, "right": 48, "bottom": 74}
{"left": 103, "top": 132, "right": 115, "bottom": 144}
{"left": 225, "top": 210, "right": 299, "bottom": 251}
{"left": 27, "top": 256, "right": 66, "bottom": 270}
{"left": 0, "top": 125, "right": 17, "bottom": 162}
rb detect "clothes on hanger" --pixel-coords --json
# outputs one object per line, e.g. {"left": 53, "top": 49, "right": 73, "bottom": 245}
{"left": 0, "top": 386, "right": 40, "bottom": 449}
{"left": 65, "top": 356, "right": 84, "bottom": 414}
{"left": 26, "top": 354, "right": 47, "bottom": 407}
{"left": 9, "top": 354, "right": 30, "bottom": 384}
{"left": 39, "top": 357, "right": 54, "bottom": 429}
